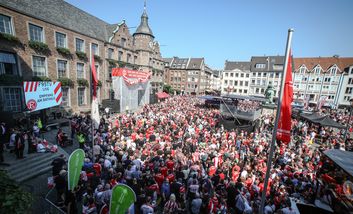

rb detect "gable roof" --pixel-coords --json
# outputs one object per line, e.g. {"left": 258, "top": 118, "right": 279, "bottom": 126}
{"left": 187, "top": 58, "right": 204, "bottom": 69}
{"left": 224, "top": 61, "right": 250, "bottom": 71}
{"left": 0, "top": 0, "right": 110, "bottom": 41}
{"left": 293, "top": 57, "right": 353, "bottom": 73}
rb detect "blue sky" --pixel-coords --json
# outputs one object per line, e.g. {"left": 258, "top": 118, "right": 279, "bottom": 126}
{"left": 66, "top": 0, "right": 353, "bottom": 69}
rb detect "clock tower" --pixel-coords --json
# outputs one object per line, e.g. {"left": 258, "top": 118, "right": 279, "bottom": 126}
{"left": 133, "top": 1, "right": 155, "bottom": 72}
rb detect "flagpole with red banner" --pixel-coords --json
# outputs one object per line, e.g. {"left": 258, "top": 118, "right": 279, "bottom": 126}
{"left": 259, "top": 28, "right": 294, "bottom": 214}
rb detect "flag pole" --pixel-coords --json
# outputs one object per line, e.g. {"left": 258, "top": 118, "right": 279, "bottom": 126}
{"left": 90, "top": 44, "right": 95, "bottom": 164}
{"left": 259, "top": 28, "right": 293, "bottom": 214}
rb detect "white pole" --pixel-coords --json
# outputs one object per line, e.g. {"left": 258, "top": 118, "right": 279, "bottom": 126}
{"left": 259, "top": 28, "right": 293, "bottom": 214}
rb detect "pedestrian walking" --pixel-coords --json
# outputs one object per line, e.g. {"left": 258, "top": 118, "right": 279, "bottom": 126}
{"left": 0, "top": 122, "right": 6, "bottom": 163}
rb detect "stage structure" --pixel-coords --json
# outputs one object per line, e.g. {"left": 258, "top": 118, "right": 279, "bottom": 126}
{"left": 112, "top": 68, "right": 151, "bottom": 112}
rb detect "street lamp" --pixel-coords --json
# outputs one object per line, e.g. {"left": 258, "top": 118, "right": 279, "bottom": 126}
{"left": 344, "top": 98, "right": 353, "bottom": 144}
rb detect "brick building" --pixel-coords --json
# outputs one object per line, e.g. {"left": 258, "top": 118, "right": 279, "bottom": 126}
{"left": 0, "top": 0, "right": 164, "bottom": 120}
{"left": 163, "top": 57, "right": 213, "bottom": 95}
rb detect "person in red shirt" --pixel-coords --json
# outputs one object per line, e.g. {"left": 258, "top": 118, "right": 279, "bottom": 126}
{"left": 167, "top": 171, "right": 175, "bottom": 183}
{"left": 160, "top": 164, "right": 168, "bottom": 177}
{"left": 208, "top": 196, "right": 220, "bottom": 214}
{"left": 154, "top": 171, "right": 165, "bottom": 187}
{"left": 166, "top": 157, "right": 175, "bottom": 171}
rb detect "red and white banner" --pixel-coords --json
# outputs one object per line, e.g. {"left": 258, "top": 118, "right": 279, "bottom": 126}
{"left": 276, "top": 50, "right": 293, "bottom": 144}
{"left": 23, "top": 81, "right": 62, "bottom": 112}
{"left": 112, "top": 68, "right": 151, "bottom": 86}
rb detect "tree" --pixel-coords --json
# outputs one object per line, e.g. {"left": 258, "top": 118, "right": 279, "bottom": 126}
{"left": 163, "top": 84, "right": 174, "bottom": 94}
{"left": 0, "top": 171, "right": 33, "bottom": 213}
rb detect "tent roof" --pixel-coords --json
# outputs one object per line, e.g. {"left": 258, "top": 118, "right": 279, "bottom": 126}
{"left": 300, "top": 112, "right": 345, "bottom": 129}
{"left": 313, "top": 116, "right": 345, "bottom": 129}
{"left": 156, "top": 92, "right": 169, "bottom": 99}
{"left": 300, "top": 112, "right": 325, "bottom": 121}
{"left": 199, "top": 94, "right": 266, "bottom": 102}
{"left": 324, "top": 149, "right": 353, "bottom": 177}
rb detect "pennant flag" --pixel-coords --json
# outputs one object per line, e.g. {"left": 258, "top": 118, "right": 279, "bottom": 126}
{"left": 276, "top": 50, "right": 293, "bottom": 143}
{"left": 68, "top": 149, "right": 85, "bottom": 190}
{"left": 91, "top": 54, "right": 100, "bottom": 129}
{"left": 110, "top": 184, "right": 136, "bottom": 214}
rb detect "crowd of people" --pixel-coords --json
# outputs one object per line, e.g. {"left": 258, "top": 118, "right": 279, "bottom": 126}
{"left": 49, "top": 96, "right": 352, "bottom": 214}
{"left": 236, "top": 100, "right": 261, "bottom": 112}
{"left": 1, "top": 95, "right": 351, "bottom": 214}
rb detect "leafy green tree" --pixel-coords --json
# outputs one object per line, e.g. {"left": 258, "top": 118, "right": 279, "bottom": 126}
{"left": 163, "top": 84, "right": 174, "bottom": 94}
{"left": 0, "top": 171, "right": 33, "bottom": 213}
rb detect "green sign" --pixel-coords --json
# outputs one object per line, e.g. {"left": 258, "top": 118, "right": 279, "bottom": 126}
{"left": 110, "top": 184, "right": 136, "bottom": 214}
{"left": 68, "top": 149, "right": 85, "bottom": 190}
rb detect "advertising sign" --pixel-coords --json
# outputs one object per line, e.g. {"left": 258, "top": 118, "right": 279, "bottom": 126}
{"left": 110, "top": 184, "right": 136, "bottom": 214}
{"left": 112, "top": 68, "right": 151, "bottom": 85}
{"left": 23, "top": 81, "right": 62, "bottom": 112}
{"left": 68, "top": 149, "right": 85, "bottom": 190}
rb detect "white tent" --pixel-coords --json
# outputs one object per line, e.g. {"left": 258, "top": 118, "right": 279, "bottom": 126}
{"left": 112, "top": 68, "right": 151, "bottom": 112}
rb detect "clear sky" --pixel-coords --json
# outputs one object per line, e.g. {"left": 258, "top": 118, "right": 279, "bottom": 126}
{"left": 66, "top": 0, "right": 353, "bottom": 69}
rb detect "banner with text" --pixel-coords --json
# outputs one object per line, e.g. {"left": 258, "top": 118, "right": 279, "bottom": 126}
{"left": 23, "top": 81, "right": 62, "bottom": 112}
{"left": 112, "top": 68, "right": 151, "bottom": 85}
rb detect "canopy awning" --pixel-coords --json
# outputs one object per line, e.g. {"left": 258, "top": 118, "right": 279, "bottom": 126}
{"left": 156, "top": 92, "right": 169, "bottom": 99}
{"left": 300, "top": 112, "right": 325, "bottom": 121}
{"left": 313, "top": 116, "right": 345, "bottom": 129}
{"left": 300, "top": 112, "right": 345, "bottom": 129}
{"left": 324, "top": 149, "right": 353, "bottom": 177}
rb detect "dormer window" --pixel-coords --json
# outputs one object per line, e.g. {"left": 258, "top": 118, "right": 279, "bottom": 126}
{"left": 330, "top": 65, "right": 337, "bottom": 75}
{"left": 255, "top": 63, "right": 266, "bottom": 69}
{"left": 314, "top": 65, "right": 321, "bottom": 75}
{"left": 299, "top": 65, "right": 306, "bottom": 74}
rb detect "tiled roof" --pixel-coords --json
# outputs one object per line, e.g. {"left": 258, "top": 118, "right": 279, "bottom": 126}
{"left": 224, "top": 61, "right": 250, "bottom": 71}
{"left": 0, "top": 0, "right": 110, "bottom": 41}
{"left": 293, "top": 57, "right": 353, "bottom": 73}
{"left": 187, "top": 58, "right": 203, "bottom": 69}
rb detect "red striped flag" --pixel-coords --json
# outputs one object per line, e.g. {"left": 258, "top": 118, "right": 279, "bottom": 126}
{"left": 91, "top": 55, "right": 98, "bottom": 98}
{"left": 276, "top": 50, "right": 293, "bottom": 144}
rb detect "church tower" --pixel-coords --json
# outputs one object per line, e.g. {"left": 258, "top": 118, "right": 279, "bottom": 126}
{"left": 133, "top": 1, "right": 154, "bottom": 72}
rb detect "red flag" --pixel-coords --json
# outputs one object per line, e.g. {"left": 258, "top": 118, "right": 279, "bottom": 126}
{"left": 91, "top": 55, "right": 98, "bottom": 98}
{"left": 276, "top": 50, "right": 293, "bottom": 143}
